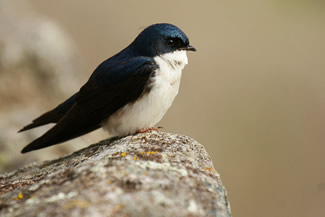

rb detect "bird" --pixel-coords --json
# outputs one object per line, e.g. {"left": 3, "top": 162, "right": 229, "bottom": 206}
{"left": 19, "top": 23, "right": 196, "bottom": 153}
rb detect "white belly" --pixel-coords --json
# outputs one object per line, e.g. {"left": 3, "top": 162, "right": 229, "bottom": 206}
{"left": 103, "top": 50, "right": 188, "bottom": 136}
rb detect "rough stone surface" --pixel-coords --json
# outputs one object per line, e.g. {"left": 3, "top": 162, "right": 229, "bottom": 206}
{"left": 0, "top": 131, "right": 231, "bottom": 217}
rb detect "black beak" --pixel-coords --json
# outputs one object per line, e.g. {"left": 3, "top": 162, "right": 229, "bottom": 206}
{"left": 183, "top": 44, "right": 197, "bottom": 52}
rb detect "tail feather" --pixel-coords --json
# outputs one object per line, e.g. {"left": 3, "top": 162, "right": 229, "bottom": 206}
{"left": 18, "top": 110, "right": 63, "bottom": 132}
{"left": 21, "top": 117, "right": 100, "bottom": 153}
{"left": 19, "top": 94, "right": 78, "bottom": 133}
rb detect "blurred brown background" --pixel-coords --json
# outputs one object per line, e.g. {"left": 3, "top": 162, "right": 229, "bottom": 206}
{"left": 0, "top": 0, "right": 324, "bottom": 216}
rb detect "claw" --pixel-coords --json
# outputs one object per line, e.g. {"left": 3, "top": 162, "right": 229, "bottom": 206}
{"left": 136, "top": 127, "right": 159, "bottom": 134}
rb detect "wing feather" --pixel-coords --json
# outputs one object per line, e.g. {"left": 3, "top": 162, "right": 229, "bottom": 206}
{"left": 21, "top": 57, "right": 157, "bottom": 153}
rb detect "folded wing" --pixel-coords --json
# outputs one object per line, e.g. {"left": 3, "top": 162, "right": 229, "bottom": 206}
{"left": 21, "top": 57, "right": 157, "bottom": 153}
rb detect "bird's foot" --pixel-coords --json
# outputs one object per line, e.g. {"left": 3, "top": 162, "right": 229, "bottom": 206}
{"left": 136, "top": 127, "right": 159, "bottom": 134}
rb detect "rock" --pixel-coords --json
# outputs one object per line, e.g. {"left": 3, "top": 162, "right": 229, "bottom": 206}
{"left": 0, "top": 0, "right": 94, "bottom": 172}
{"left": 0, "top": 132, "right": 231, "bottom": 217}
{"left": 0, "top": 0, "right": 80, "bottom": 108}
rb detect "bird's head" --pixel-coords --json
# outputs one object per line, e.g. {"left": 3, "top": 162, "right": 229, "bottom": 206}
{"left": 131, "top": 23, "right": 196, "bottom": 57}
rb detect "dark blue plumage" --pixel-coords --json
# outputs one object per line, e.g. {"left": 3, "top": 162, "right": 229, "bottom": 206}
{"left": 19, "top": 23, "right": 195, "bottom": 153}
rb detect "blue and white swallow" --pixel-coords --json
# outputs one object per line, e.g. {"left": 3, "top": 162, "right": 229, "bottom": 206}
{"left": 19, "top": 23, "right": 196, "bottom": 153}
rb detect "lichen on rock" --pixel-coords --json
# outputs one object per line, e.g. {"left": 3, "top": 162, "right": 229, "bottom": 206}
{"left": 0, "top": 131, "right": 231, "bottom": 217}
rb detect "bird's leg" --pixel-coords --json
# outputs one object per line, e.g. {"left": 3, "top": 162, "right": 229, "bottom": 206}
{"left": 136, "top": 127, "right": 159, "bottom": 134}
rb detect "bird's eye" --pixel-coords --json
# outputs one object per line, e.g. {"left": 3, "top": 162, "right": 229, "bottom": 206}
{"left": 166, "top": 38, "right": 176, "bottom": 47}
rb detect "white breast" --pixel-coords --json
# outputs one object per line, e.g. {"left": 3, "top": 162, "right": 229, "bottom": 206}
{"left": 103, "top": 50, "right": 188, "bottom": 137}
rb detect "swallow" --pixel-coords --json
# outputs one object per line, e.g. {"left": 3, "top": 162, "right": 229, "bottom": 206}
{"left": 19, "top": 23, "right": 196, "bottom": 153}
